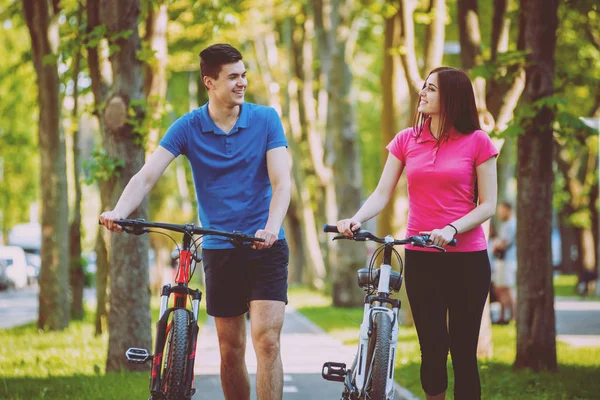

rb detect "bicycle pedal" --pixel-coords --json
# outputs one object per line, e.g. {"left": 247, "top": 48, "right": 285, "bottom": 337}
{"left": 125, "top": 347, "right": 152, "bottom": 364}
{"left": 322, "top": 361, "right": 346, "bottom": 382}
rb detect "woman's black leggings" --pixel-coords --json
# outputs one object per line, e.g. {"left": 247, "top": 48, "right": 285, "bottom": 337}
{"left": 405, "top": 249, "right": 491, "bottom": 400}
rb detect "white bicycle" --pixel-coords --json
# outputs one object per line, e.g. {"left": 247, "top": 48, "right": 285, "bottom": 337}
{"left": 321, "top": 224, "right": 454, "bottom": 400}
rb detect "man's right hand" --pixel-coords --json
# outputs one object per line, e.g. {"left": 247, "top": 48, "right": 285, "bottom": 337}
{"left": 99, "top": 211, "right": 125, "bottom": 232}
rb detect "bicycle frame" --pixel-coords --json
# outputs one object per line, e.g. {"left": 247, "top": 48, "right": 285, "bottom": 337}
{"left": 351, "top": 238, "right": 399, "bottom": 399}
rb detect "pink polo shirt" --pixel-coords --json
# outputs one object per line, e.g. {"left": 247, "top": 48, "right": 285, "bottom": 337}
{"left": 386, "top": 122, "right": 498, "bottom": 252}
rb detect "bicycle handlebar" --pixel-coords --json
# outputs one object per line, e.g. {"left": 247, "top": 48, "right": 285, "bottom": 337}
{"left": 105, "top": 219, "right": 265, "bottom": 243}
{"left": 323, "top": 224, "right": 456, "bottom": 251}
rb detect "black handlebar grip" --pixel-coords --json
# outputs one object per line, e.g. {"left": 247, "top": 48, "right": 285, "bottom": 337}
{"left": 323, "top": 224, "right": 340, "bottom": 233}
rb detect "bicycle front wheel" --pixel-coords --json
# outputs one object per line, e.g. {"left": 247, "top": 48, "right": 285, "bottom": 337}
{"left": 366, "top": 312, "right": 392, "bottom": 400}
{"left": 163, "top": 308, "right": 191, "bottom": 400}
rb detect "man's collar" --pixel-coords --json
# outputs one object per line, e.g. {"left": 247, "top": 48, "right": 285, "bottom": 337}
{"left": 199, "top": 102, "right": 249, "bottom": 134}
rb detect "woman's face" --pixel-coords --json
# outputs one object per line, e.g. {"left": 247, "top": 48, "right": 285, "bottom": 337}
{"left": 418, "top": 72, "right": 440, "bottom": 116}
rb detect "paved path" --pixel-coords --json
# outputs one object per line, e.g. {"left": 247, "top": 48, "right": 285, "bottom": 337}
{"left": 0, "top": 285, "right": 39, "bottom": 328}
{"left": 193, "top": 307, "right": 414, "bottom": 400}
{"left": 0, "top": 285, "right": 94, "bottom": 328}
{"left": 555, "top": 297, "right": 600, "bottom": 347}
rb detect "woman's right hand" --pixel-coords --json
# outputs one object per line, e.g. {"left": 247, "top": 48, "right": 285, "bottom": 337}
{"left": 336, "top": 218, "right": 362, "bottom": 238}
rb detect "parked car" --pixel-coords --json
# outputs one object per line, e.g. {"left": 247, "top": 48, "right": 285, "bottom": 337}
{"left": 23, "top": 251, "right": 40, "bottom": 284}
{"left": 0, "top": 258, "right": 11, "bottom": 289}
{"left": 7, "top": 222, "right": 41, "bottom": 283}
{"left": 0, "top": 246, "right": 29, "bottom": 289}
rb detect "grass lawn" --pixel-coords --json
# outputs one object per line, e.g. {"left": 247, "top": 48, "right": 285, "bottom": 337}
{"left": 0, "top": 312, "right": 149, "bottom": 399}
{"left": 0, "top": 288, "right": 208, "bottom": 400}
{"left": 289, "top": 286, "right": 600, "bottom": 400}
{"left": 553, "top": 274, "right": 600, "bottom": 300}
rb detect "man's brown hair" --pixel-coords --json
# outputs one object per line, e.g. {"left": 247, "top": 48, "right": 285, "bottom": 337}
{"left": 199, "top": 44, "right": 243, "bottom": 86}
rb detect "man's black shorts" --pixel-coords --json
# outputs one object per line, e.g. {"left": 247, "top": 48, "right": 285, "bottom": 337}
{"left": 202, "top": 239, "right": 289, "bottom": 317}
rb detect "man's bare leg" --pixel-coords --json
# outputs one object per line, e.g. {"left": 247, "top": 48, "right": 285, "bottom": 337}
{"left": 250, "top": 300, "right": 285, "bottom": 400}
{"left": 215, "top": 315, "right": 250, "bottom": 400}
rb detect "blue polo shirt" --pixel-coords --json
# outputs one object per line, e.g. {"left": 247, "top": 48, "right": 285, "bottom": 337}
{"left": 159, "top": 102, "right": 288, "bottom": 249}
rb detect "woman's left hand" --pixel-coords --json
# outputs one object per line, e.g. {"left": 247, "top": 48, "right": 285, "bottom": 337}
{"left": 420, "top": 226, "right": 456, "bottom": 247}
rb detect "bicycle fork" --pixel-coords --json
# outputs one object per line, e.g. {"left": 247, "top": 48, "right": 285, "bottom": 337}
{"left": 322, "top": 303, "right": 399, "bottom": 399}
{"left": 355, "top": 305, "right": 399, "bottom": 397}
{"left": 125, "top": 284, "right": 202, "bottom": 399}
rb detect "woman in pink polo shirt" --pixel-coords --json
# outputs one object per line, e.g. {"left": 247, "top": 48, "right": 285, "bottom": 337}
{"left": 337, "top": 67, "right": 498, "bottom": 400}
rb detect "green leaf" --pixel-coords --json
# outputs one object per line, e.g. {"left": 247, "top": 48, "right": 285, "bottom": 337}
{"left": 83, "top": 149, "right": 125, "bottom": 184}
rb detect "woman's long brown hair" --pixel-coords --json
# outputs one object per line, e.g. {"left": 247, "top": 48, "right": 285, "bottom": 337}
{"left": 413, "top": 67, "right": 481, "bottom": 143}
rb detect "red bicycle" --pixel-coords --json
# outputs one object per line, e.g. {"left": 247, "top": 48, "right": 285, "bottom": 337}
{"left": 117, "top": 219, "right": 263, "bottom": 400}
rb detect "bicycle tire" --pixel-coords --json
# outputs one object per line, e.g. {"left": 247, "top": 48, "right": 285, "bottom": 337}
{"left": 365, "top": 312, "right": 392, "bottom": 400}
{"left": 163, "top": 308, "right": 191, "bottom": 400}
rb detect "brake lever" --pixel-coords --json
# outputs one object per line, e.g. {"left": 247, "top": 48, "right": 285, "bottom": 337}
{"left": 122, "top": 226, "right": 149, "bottom": 236}
{"left": 332, "top": 235, "right": 348, "bottom": 241}
{"left": 425, "top": 244, "right": 446, "bottom": 252}
{"left": 229, "top": 232, "right": 266, "bottom": 248}
{"left": 228, "top": 238, "right": 250, "bottom": 248}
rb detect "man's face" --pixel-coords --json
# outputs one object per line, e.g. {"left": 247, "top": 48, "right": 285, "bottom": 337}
{"left": 205, "top": 60, "right": 247, "bottom": 106}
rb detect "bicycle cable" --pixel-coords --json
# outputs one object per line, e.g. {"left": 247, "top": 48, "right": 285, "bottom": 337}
{"left": 189, "top": 234, "right": 206, "bottom": 283}
{"left": 175, "top": 228, "right": 199, "bottom": 284}
{"left": 367, "top": 245, "right": 385, "bottom": 295}
{"left": 143, "top": 228, "right": 203, "bottom": 288}
{"left": 366, "top": 244, "right": 404, "bottom": 295}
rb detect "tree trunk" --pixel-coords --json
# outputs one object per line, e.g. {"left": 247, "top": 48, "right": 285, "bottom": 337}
{"left": 94, "top": 0, "right": 151, "bottom": 372}
{"left": 378, "top": 10, "right": 401, "bottom": 238}
{"left": 95, "top": 220, "right": 110, "bottom": 336}
{"left": 592, "top": 178, "right": 600, "bottom": 297}
{"left": 285, "top": 14, "right": 327, "bottom": 289}
{"left": 284, "top": 200, "right": 306, "bottom": 285}
{"left": 23, "top": 0, "right": 70, "bottom": 331}
{"left": 378, "top": 7, "right": 414, "bottom": 326}
{"left": 87, "top": 0, "right": 113, "bottom": 336}
{"left": 457, "top": 0, "right": 496, "bottom": 358}
{"left": 496, "top": 136, "right": 516, "bottom": 205}
{"left": 458, "top": 0, "right": 493, "bottom": 131}
{"left": 557, "top": 214, "right": 580, "bottom": 275}
{"left": 144, "top": 2, "right": 168, "bottom": 154}
{"left": 327, "top": 0, "right": 365, "bottom": 306}
{"left": 589, "top": 178, "right": 598, "bottom": 283}
{"left": 69, "top": 3, "right": 85, "bottom": 320}
{"left": 423, "top": 0, "right": 446, "bottom": 73}
{"left": 311, "top": 0, "right": 339, "bottom": 276}
{"left": 491, "top": 0, "right": 509, "bottom": 60}
{"left": 514, "top": 0, "right": 558, "bottom": 372}
{"left": 399, "top": 0, "right": 424, "bottom": 93}
{"left": 487, "top": 0, "right": 526, "bottom": 136}
{"left": 555, "top": 152, "right": 582, "bottom": 274}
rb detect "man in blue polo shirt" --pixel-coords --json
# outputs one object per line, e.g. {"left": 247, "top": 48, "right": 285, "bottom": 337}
{"left": 100, "top": 44, "right": 291, "bottom": 400}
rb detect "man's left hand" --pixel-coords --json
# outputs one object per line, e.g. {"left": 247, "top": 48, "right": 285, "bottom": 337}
{"left": 253, "top": 229, "right": 278, "bottom": 250}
